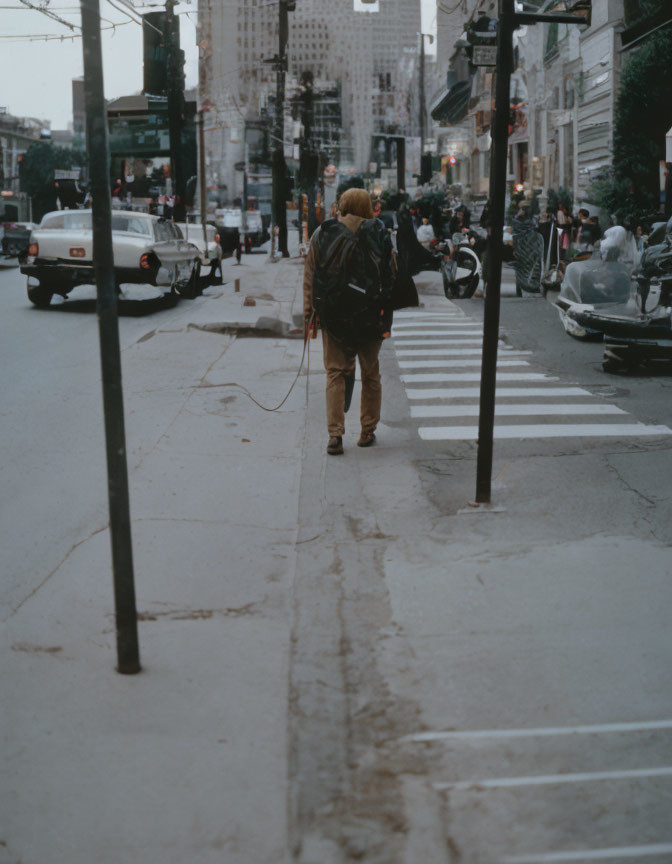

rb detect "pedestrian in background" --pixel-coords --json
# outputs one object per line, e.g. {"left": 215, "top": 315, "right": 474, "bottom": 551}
{"left": 209, "top": 233, "right": 224, "bottom": 283}
{"left": 417, "top": 216, "right": 436, "bottom": 249}
{"left": 556, "top": 204, "right": 572, "bottom": 259}
{"left": 303, "top": 188, "right": 395, "bottom": 455}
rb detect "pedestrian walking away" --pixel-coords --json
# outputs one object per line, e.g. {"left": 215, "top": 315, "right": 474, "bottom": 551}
{"left": 303, "top": 188, "right": 396, "bottom": 455}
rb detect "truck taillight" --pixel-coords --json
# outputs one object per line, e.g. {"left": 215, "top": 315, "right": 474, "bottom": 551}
{"left": 70, "top": 247, "right": 85, "bottom": 258}
{"left": 140, "top": 253, "right": 151, "bottom": 269}
{"left": 28, "top": 242, "right": 38, "bottom": 256}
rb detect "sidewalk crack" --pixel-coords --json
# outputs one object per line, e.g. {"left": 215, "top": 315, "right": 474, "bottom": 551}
{"left": 10, "top": 523, "right": 108, "bottom": 617}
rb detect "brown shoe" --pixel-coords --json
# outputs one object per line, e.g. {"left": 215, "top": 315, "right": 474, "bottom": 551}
{"left": 357, "top": 431, "right": 376, "bottom": 448}
{"left": 327, "top": 436, "right": 344, "bottom": 455}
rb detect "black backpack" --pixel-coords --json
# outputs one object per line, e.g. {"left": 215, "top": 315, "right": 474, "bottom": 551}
{"left": 312, "top": 218, "right": 393, "bottom": 347}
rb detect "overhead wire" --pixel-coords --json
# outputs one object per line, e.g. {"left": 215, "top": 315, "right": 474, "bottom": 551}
{"left": 105, "top": 0, "right": 143, "bottom": 26}
{"left": 0, "top": 18, "right": 132, "bottom": 40}
{"left": 16, "top": 0, "right": 79, "bottom": 30}
{"left": 114, "top": 0, "right": 163, "bottom": 33}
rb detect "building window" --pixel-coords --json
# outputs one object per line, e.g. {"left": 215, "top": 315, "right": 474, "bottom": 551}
{"left": 534, "top": 109, "right": 542, "bottom": 157}
{"left": 564, "top": 77, "right": 575, "bottom": 110}
{"left": 545, "top": 22, "right": 559, "bottom": 62}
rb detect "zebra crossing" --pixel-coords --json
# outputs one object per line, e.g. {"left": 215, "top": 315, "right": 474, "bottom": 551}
{"left": 391, "top": 308, "right": 672, "bottom": 442}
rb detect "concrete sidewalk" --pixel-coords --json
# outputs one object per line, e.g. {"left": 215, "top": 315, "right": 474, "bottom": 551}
{"left": 2, "top": 250, "right": 671, "bottom": 864}
{"left": 2, "top": 250, "right": 310, "bottom": 864}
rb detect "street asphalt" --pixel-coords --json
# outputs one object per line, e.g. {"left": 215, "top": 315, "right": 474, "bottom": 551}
{"left": 1, "top": 247, "right": 671, "bottom": 864}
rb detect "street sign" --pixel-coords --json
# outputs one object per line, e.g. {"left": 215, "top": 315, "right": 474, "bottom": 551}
{"left": 473, "top": 45, "right": 498, "bottom": 66}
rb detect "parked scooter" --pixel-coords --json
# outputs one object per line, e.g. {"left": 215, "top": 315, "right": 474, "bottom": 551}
{"left": 439, "top": 229, "right": 484, "bottom": 299}
{"left": 564, "top": 218, "right": 672, "bottom": 371}
{"left": 555, "top": 226, "right": 633, "bottom": 339}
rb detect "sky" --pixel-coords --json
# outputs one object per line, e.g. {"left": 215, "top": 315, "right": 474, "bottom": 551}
{"left": 0, "top": 0, "right": 436, "bottom": 130}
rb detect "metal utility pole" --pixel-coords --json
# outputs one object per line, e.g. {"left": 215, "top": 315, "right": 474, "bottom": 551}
{"left": 475, "top": 0, "right": 515, "bottom": 504}
{"left": 299, "top": 71, "right": 319, "bottom": 236}
{"left": 80, "top": 0, "right": 140, "bottom": 674}
{"left": 198, "top": 111, "right": 209, "bottom": 257}
{"left": 396, "top": 136, "right": 406, "bottom": 194}
{"left": 419, "top": 34, "right": 426, "bottom": 156}
{"left": 165, "top": 0, "right": 186, "bottom": 221}
{"left": 272, "top": 0, "right": 293, "bottom": 257}
{"left": 242, "top": 139, "right": 249, "bottom": 239}
{"left": 475, "top": 0, "right": 591, "bottom": 504}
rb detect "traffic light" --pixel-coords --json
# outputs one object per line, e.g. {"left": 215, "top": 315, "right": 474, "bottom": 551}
{"left": 142, "top": 12, "right": 167, "bottom": 95}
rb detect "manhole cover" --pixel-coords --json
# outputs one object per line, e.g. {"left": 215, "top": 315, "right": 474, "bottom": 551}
{"left": 588, "top": 384, "right": 631, "bottom": 398}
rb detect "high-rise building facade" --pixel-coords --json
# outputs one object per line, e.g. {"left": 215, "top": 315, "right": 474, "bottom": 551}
{"left": 198, "top": 0, "right": 421, "bottom": 201}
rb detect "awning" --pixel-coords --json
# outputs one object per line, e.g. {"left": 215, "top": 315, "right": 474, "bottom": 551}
{"left": 430, "top": 80, "right": 471, "bottom": 124}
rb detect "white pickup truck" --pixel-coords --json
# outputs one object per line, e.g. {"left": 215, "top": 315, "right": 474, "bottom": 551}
{"left": 22, "top": 209, "right": 200, "bottom": 307}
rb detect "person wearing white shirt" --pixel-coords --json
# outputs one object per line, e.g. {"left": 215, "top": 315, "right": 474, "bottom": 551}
{"left": 416, "top": 217, "right": 435, "bottom": 249}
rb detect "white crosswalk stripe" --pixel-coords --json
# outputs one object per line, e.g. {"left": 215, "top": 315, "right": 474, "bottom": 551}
{"left": 393, "top": 322, "right": 485, "bottom": 329}
{"left": 392, "top": 339, "right": 499, "bottom": 346}
{"left": 419, "top": 424, "right": 672, "bottom": 441}
{"left": 393, "top": 311, "right": 462, "bottom": 319}
{"left": 399, "top": 359, "right": 530, "bottom": 369}
{"left": 392, "top": 330, "right": 485, "bottom": 336}
{"left": 391, "top": 310, "right": 672, "bottom": 442}
{"left": 405, "top": 387, "right": 593, "bottom": 399}
{"left": 411, "top": 404, "right": 627, "bottom": 418}
{"left": 402, "top": 373, "right": 556, "bottom": 383}
{"left": 395, "top": 348, "right": 530, "bottom": 356}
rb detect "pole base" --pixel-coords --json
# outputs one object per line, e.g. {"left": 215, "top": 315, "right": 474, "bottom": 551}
{"left": 117, "top": 661, "right": 142, "bottom": 675}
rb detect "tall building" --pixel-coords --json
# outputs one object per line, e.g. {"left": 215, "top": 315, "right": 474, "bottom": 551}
{"left": 429, "top": 0, "right": 634, "bottom": 205}
{"left": 198, "top": 0, "right": 422, "bottom": 202}
{"left": 429, "top": 0, "right": 474, "bottom": 186}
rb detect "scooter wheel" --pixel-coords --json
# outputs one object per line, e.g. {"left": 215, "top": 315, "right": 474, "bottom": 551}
{"left": 461, "top": 277, "right": 479, "bottom": 299}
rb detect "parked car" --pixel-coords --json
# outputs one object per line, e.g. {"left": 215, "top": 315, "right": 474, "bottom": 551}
{"left": 22, "top": 210, "right": 200, "bottom": 307}
{"left": 176, "top": 222, "right": 218, "bottom": 261}
{"left": 2, "top": 222, "right": 36, "bottom": 260}
{"left": 176, "top": 221, "right": 222, "bottom": 282}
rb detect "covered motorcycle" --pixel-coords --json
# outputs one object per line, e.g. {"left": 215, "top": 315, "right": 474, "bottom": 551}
{"left": 555, "top": 226, "right": 634, "bottom": 338}
{"left": 565, "top": 218, "right": 672, "bottom": 371}
{"left": 512, "top": 215, "right": 544, "bottom": 295}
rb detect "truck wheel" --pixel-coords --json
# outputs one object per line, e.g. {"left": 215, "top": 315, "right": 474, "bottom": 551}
{"left": 27, "top": 283, "right": 54, "bottom": 308}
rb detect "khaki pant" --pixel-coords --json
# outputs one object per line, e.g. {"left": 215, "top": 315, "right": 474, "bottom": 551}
{"left": 322, "top": 330, "right": 382, "bottom": 437}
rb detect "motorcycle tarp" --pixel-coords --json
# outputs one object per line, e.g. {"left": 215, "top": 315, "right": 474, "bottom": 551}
{"left": 559, "top": 257, "right": 632, "bottom": 307}
{"left": 512, "top": 217, "right": 544, "bottom": 293}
